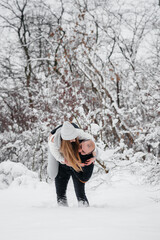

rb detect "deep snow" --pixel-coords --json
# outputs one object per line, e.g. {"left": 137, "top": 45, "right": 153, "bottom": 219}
{"left": 0, "top": 160, "right": 160, "bottom": 240}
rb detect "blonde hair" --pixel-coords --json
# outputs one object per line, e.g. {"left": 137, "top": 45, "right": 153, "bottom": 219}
{"left": 60, "top": 138, "right": 82, "bottom": 172}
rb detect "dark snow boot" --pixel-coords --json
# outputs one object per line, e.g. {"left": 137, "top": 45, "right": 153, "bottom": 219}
{"left": 57, "top": 197, "right": 68, "bottom": 207}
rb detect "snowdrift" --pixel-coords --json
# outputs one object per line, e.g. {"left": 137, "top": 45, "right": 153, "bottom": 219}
{"left": 0, "top": 160, "right": 38, "bottom": 189}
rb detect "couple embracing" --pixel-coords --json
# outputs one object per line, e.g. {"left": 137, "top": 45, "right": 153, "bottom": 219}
{"left": 47, "top": 121, "right": 98, "bottom": 207}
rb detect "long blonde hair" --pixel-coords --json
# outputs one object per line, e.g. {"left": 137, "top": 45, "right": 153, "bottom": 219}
{"left": 60, "top": 138, "right": 82, "bottom": 172}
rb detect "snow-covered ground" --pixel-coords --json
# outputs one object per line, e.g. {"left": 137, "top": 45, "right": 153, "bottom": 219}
{"left": 0, "top": 160, "right": 160, "bottom": 240}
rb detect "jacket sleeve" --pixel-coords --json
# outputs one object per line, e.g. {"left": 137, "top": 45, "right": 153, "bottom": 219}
{"left": 48, "top": 135, "right": 64, "bottom": 163}
{"left": 76, "top": 129, "right": 94, "bottom": 141}
{"left": 94, "top": 147, "right": 100, "bottom": 159}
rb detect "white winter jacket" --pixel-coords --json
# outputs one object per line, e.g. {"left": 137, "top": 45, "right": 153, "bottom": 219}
{"left": 48, "top": 127, "right": 94, "bottom": 163}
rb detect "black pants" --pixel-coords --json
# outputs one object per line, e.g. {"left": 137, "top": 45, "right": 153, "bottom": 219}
{"left": 55, "top": 163, "right": 94, "bottom": 206}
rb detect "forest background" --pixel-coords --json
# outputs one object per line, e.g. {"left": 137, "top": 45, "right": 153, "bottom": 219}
{"left": 0, "top": 0, "right": 159, "bottom": 183}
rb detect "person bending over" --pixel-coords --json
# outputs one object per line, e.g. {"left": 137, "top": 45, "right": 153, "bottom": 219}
{"left": 47, "top": 121, "right": 96, "bottom": 206}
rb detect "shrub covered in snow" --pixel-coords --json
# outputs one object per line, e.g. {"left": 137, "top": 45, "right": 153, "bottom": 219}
{"left": 0, "top": 160, "right": 38, "bottom": 189}
{"left": 0, "top": 0, "right": 159, "bottom": 183}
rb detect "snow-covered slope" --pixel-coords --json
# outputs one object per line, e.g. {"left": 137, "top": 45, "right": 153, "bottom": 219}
{"left": 0, "top": 160, "right": 160, "bottom": 240}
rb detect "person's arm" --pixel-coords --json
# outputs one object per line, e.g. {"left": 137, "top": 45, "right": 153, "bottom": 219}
{"left": 48, "top": 135, "right": 65, "bottom": 163}
{"left": 76, "top": 129, "right": 94, "bottom": 141}
{"left": 79, "top": 147, "right": 97, "bottom": 166}
{"left": 81, "top": 157, "right": 96, "bottom": 166}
